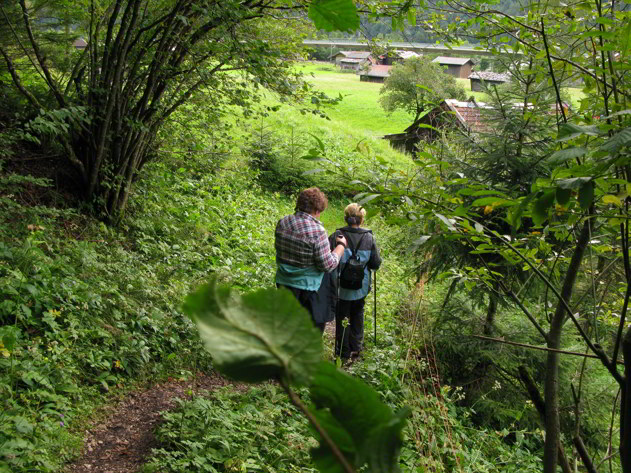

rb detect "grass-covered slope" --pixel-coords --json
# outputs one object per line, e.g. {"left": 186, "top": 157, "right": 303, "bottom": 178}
{"left": 0, "top": 60, "right": 551, "bottom": 473}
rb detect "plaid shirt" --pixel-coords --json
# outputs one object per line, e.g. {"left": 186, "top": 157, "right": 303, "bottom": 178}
{"left": 275, "top": 211, "right": 339, "bottom": 272}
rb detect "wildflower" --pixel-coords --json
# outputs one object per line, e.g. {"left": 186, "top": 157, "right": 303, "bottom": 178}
{"left": 484, "top": 205, "right": 493, "bottom": 215}
{"left": 114, "top": 360, "right": 122, "bottom": 369}
{"left": 0, "top": 341, "right": 9, "bottom": 358}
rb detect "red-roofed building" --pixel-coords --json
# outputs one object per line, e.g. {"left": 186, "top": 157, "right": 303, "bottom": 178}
{"left": 383, "top": 99, "right": 488, "bottom": 153}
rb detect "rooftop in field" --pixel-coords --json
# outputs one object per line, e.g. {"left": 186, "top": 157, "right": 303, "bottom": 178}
{"left": 433, "top": 56, "right": 475, "bottom": 65}
{"left": 361, "top": 65, "right": 392, "bottom": 77}
{"left": 469, "top": 71, "right": 511, "bottom": 82}
{"left": 330, "top": 50, "right": 373, "bottom": 60}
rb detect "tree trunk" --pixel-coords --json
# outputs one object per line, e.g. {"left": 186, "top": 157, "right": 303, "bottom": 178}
{"left": 483, "top": 281, "right": 499, "bottom": 336}
{"left": 543, "top": 217, "right": 592, "bottom": 473}
{"left": 622, "top": 327, "right": 631, "bottom": 472}
{"left": 518, "top": 366, "right": 572, "bottom": 473}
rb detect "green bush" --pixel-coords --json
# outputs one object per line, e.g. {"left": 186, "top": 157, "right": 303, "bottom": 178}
{"left": 144, "top": 385, "right": 317, "bottom": 473}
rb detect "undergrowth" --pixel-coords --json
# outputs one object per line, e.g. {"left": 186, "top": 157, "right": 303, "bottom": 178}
{"left": 144, "top": 385, "right": 317, "bottom": 473}
{"left": 0, "top": 65, "right": 555, "bottom": 473}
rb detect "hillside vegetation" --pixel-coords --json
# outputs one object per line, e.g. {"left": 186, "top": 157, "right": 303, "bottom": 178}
{"left": 0, "top": 1, "right": 629, "bottom": 472}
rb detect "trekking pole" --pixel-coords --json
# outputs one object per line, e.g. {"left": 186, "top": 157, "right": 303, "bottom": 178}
{"left": 335, "top": 263, "right": 341, "bottom": 358}
{"left": 373, "top": 270, "right": 377, "bottom": 345}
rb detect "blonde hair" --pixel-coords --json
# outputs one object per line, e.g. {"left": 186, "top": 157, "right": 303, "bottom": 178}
{"left": 344, "top": 203, "right": 366, "bottom": 226}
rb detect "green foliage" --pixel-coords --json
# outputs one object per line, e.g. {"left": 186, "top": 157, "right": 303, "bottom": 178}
{"left": 145, "top": 385, "right": 317, "bottom": 473}
{"left": 244, "top": 122, "right": 313, "bottom": 194}
{"left": 184, "top": 278, "right": 409, "bottom": 473}
{"left": 0, "top": 156, "right": 297, "bottom": 471}
{"left": 0, "top": 0, "right": 359, "bottom": 218}
{"left": 343, "top": 0, "right": 631, "bottom": 468}
{"left": 310, "top": 362, "right": 409, "bottom": 473}
{"left": 309, "top": 0, "right": 360, "bottom": 33}
{"left": 183, "top": 280, "right": 323, "bottom": 385}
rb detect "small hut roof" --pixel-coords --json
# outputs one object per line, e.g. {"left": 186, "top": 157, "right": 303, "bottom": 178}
{"left": 468, "top": 71, "right": 511, "bottom": 82}
{"left": 361, "top": 65, "right": 392, "bottom": 78}
{"left": 432, "top": 56, "right": 474, "bottom": 66}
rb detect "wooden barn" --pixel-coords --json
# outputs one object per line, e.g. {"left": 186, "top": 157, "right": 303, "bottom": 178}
{"left": 383, "top": 99, "right": 487, "bottom": 153}
{"left": 469, "top": 71, "right": 511, "bottom": 91}
{"left": 73, "top": 38, "right": 87, "bottom": 50}
{"left": 329, "top": 51, "right": 374, "bottom": 70}
{"left": 432, "top": 56, "right": 475, "bottom": 79}
{"left": 359, "top": 65, "right": 392, "bottom": 83}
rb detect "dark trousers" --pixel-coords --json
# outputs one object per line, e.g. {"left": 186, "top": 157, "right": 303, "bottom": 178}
{"left": 335, "top": 298, "right": 365, "bottom": 358}
{"left": 279, "top": 285, "right": 326, "bottom": 333}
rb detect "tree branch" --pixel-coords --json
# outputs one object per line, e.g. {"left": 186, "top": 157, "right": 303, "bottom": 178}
{"left": 541, "top": 19, "right": 567, "bottom": 124}
{"left": 18, "top": 0, "right": 65, "bottom": 107}
{"left": 474, "top": 335, "right": 624, "bottom": 363}
{"left": 0, "top": 46, "right": 41, "bottom": 109}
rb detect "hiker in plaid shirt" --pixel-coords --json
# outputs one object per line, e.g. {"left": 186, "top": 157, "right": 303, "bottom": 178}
{"left": 276, "top": 187, "right": 347, "bottom": 332}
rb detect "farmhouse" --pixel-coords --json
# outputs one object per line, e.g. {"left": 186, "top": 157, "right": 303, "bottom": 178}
{"left": 329, "top": 51, "right": 374, "bottom": 70}
{"left": 383, "top": 99, "right": 487, "bottom": 153}
{"left": 432, "top": 56, "right": 475, "bottom": 79}
{"left": 359, "top": 65, "right": 392, "bottom": 83}
{"left": 469, "top": 71, "right": 511, "bottom": 91}
{"left": 73, "top": 38, "right": 87, "bottom": 50}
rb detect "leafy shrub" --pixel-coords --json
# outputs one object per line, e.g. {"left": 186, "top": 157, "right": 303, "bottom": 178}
{"left": 244, "top": 121, "right": 312, "bottom": 194}
{"left": 145, "top": 386, "right": 317, "bottom": 473}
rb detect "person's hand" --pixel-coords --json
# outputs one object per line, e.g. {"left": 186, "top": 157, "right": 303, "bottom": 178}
{"left": 336, "top": 234, "right": 347, "bottom": 248}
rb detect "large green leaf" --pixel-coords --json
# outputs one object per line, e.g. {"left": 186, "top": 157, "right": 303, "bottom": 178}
{"left": 600, "top": 127, "right": 631, "bottom": 152}
{"left": 532, "top": 190, "right": 556, "bottom": 225}
{"left": 557, "top": 123, "right": 600, "bottom": 141}
{"left": 308, "top": 0, "right": 360, "bottom": 32}
{"left": 471, "top": 197, "right": 513, "bottom": 207}
{"left": 548, "top": 147, "right": 587, "bottom": 166}
{"left": 508, "top": 193, "right": 537, "bottom": 231}
{"left": 183, "top": 278, "right": 323, "bottom": 384}
{"left": 310, "top": 362, "right": 410, "bottom": 473}
{"left": 556, "top": 177, "right": 592, "bottom": 190}
{"left": 578, "top": 181, "right": 594, "bottom": 210}
{"left": 311, "top": 409, "right": 356, "bottom": 473}
{"left": 555, "top": 187, "right": 571, "bottom": 206}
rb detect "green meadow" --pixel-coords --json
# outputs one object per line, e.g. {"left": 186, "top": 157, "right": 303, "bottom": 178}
{"left": 295, "top": 62, "right": 412, "bottom": 135}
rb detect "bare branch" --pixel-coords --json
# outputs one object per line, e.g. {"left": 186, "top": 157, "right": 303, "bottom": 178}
{"left": 0, "top": 46, "right": 41, "bottom": 109}
{"left": 17, "top": 0, "right": 65, "bottom": 107}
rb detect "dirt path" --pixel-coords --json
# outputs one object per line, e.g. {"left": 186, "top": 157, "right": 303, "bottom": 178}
{"left": 65, "top": 323, "right": 341, "bottom": 473}
{"left": 65, "top": 373, "right": 235, "bottom": 473}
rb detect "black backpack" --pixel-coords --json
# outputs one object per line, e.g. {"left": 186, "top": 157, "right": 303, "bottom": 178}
{"left": 339, "top": 232, "right": 368, "bottom": 290}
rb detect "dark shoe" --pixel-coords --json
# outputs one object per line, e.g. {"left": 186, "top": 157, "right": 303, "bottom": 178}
{"left": 350, "top": 351, "right": 362, "bottom": 360}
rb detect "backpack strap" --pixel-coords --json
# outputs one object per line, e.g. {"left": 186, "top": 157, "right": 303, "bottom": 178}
{"left": 348, "top": 233, "right": 366, "bottom": 260}
{"left": 336, "top": 228, "right": 370, "bottom": 258}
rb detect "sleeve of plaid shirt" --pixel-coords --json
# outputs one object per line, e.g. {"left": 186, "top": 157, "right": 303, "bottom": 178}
{"left": 313, "top": 229, "right": 339, "bottom": 272}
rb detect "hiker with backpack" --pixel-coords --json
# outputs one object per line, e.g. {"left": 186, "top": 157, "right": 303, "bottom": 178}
{"left": 275, "top": 187, "right": 347, "bottom": 332}
{"left": 329, "top": 203, "right": 381, "bottom": 362}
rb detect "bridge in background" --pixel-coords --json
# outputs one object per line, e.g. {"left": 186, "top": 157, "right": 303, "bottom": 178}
{"left": 303, "top": 39, "right": 497, "bottom": 57}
